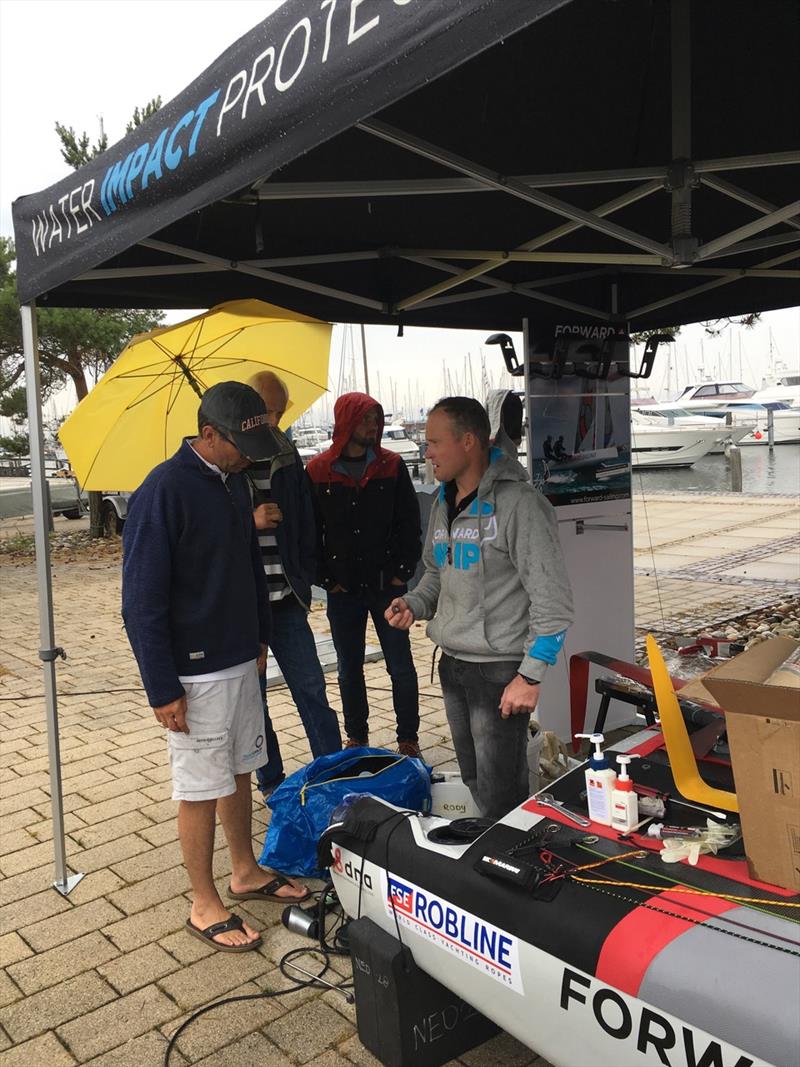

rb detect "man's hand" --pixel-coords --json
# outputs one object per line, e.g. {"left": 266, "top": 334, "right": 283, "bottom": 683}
{"left": 499, "top": 675, "right": 540, "bottom": 719}
{"left": 385, "top": 597, "right": 415, "bottom": 630}
{"left": 153, "top": 695, "right": 189, "bottom": 733}
{"left": 257, "top": 643, "right": 268, "bottom": 674}
{"left": 253, "top": 503, "right": 283, "bottom": 530}
{"left": 390, "top": 576, "right": 405, "bottom": 587}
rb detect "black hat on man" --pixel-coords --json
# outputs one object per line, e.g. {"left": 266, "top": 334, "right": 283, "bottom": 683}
{"left": 199, "top": 381, "right": 281, "bottom": 461}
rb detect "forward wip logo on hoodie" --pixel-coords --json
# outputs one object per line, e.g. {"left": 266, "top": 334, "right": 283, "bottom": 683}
{"left": 433, "top": 500, "right": 497, "bottom": 571}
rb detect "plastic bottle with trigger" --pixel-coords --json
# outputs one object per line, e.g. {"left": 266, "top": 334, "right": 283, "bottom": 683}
{"left": 576, "top": 733, "right": 617, "bottom": 825}
{"left": 611, "top": 754, "right": 640, "bottom": 832}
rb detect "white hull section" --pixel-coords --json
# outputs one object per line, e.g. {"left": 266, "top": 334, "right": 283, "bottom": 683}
{"left": 332, "top": 845, "right": 770, "bottom": 1067}
{"left": 630, "top": 424, "right": 721, "bottom": 468}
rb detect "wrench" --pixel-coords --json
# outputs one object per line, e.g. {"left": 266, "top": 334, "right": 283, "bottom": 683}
{"left": 536, "top": 793, "right": 591, "bottom": 827}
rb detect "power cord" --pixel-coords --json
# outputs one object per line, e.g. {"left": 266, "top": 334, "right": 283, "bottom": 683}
{"left": 163, "top": 887, "right": 353, "bottom": 1067}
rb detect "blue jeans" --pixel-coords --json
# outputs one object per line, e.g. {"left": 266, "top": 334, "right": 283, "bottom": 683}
{"left": 255, "top": 597, "right": 342, "bottom": 793}
{"left": 438, "top": 654, "right": 530, "bottom": 820}
{"left": 326, "top": 587, "right": 419, "bottom": 744}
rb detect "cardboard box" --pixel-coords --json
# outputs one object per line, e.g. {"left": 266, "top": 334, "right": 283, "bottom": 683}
{"left": 703, "top": 637, "right": 800, "bottom": 892}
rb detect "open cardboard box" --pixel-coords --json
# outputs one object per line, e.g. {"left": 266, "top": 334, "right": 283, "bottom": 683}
{"left": 701, "top": 636, "right": 800, "bottom": 892}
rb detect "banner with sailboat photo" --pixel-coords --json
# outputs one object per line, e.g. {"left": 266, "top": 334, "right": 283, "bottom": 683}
{"left": 528, "top": 379, "right": 632, "bottom": 507}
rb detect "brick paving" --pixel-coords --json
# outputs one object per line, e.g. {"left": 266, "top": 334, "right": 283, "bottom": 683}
{"left": 1, "top": 490, "right": 797, "bottom": 1065}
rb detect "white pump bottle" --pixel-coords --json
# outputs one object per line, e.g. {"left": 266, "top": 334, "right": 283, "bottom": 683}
{"left": 576, "top": 733, "right": 617, "bottom": 825}
{"left": 611, "top": 754, "right": 640, "bottom": 832}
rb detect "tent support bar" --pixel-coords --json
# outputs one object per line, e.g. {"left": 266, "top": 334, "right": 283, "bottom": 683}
{"left": 20, "top": 303, "right": 84, "bottom": 898}
{"left": 357, "top": 119, "right": 673, "bottom": 260}
{"left": 697, "top": 200, "right": 800, "bottom": 260}
{"left": 249, "top": 166, "right": 667, "bottom": 200}
{"left": 398, "top": 250, "right": 663, "bottom": 266}
{"left": 699, "top": 232, "right": 800, "bottom": 260}
{"left": 700, "top": 174, "right": 800, "bottom": 234}
{"left": 138, "top": 239, "right": 385, "bottom": 311}
{"left": 625, "top": 244, "right": 799, "bottom": 321}
{"left": 670, "top": 0, "right": 694, "bottom": 263}
{"left": 395, "top": 179, "right": 664, "bottom": 309}
{"left": 78, "top": 250, "right": 382, "bottom": 283}
{"left": 614, "top": 266, "right": 800, "bottom": 279}
{"left": 402, "top": 256, "right": 610, "bottom": 319}
{"left": 693, "top": 150, "right": 800, "bottom": 173}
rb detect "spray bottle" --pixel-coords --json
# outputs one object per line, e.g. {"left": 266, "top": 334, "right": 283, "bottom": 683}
{"left": 611, "top": 755, "right": 640, "bottom": 832}
{"left": 576, "top": 733, "right": 617, "bottom": 825}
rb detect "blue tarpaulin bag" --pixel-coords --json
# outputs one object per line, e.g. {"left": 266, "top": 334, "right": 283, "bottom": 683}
{"left": 259, "top": 747, "right": 431, "bottom": 878}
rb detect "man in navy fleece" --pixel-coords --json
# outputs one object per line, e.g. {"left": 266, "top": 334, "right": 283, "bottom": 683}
{"left": 122, "top": 382, "right": 309, "bottom": 954}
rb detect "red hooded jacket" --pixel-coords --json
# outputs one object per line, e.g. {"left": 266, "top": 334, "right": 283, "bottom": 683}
{"left": 306, "top": 393, "right": 421, "bottom": 592}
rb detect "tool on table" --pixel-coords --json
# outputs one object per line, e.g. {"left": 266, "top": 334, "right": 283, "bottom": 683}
{"left": 536, "top": 793, "right": 591, "bottom": 827}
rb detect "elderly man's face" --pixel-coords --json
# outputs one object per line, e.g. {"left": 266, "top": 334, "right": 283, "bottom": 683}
{"left": 258, "top": 380, "right": 288, "bottom": 428}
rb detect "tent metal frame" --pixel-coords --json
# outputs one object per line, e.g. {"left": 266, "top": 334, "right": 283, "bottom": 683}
{"left": 18, "top": 0, "right": 799, "bottom": 893}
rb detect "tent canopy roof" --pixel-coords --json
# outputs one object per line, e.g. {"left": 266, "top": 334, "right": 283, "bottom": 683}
{"left": 13, "top": 0, "right": 800, "bottom": 332}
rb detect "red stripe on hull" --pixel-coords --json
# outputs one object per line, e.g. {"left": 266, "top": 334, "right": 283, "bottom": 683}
{"left": 595, "top": 889, "right": 736, "bottom": 995}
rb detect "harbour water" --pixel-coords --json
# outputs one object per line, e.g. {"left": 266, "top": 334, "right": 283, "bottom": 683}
{"left": 633, "top": 443, "right": 800, "bottom": 497}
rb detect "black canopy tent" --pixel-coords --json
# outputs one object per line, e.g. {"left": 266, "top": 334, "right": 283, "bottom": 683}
{"left": 12, "top": 0, "right": 800, "bottom": 893}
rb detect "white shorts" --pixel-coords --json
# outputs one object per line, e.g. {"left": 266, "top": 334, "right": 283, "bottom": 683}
{"left": 168, "top": 663, "right": 267, "bottom": 801}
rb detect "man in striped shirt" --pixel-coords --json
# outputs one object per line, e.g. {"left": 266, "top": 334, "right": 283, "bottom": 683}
{"left": 248, "top": 372, "right": 342, "bottom": 794}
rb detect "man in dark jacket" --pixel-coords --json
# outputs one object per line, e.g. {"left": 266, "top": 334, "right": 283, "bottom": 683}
{"left": 122, "top": 382, "right": 309, "bottom": 955}
{"left": 247, "top": 372, "right": 342, "bottom": 794}
{"left": 306, "top": 392, "right": 422, "bottom": 755}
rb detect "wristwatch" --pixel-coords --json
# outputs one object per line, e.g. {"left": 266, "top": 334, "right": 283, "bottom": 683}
{"left": 517, "top": 673, "right": 541, "bottom": 685}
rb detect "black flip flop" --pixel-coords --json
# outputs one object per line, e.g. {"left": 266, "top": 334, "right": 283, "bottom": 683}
{"left": 227, "top": 872, "right": 312, "bottom": 903}
{"left": 185, "top": 913, "right": 262, "bottom": 953}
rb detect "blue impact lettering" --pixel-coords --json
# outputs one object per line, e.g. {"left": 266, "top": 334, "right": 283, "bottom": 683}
{"left": 444, "top": 908, "right": 458, "bottom": 939}
{"left": 433, "top": 543, "right": 448, "bottom": 568}
{"left": 188, "top": 90, "right": 221, "bottom": 156}
{"left": 124, "top": 144, "right": 150, "bottom": 201}
{"left": 141, "top": 129, "right": 168, "bottom": 189}
{"left": 165, "top": 110, "right": 194, "bottom": 171}
{"left": 459, "top": 914, "right": 473, "bottom": 949}
{"left": 105, "top": 153, "right": 135, "bottom": 212}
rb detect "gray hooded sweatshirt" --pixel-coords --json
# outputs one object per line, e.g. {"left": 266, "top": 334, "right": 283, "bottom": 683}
{"left": 403, "top": 448, "right": 573, "bottom": 682}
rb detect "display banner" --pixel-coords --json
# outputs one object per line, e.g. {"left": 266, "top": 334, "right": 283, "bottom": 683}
{"left": 13, "top": 0, "right": 560, "bottom": 305}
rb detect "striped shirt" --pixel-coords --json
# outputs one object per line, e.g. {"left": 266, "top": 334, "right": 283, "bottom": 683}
{"left": 249, "top": 466, "right": 291, "bottom": 603}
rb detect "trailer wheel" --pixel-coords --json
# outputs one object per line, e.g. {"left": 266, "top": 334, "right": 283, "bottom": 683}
{"left": 101, "top": 501, "right": 123, "bottom": 536}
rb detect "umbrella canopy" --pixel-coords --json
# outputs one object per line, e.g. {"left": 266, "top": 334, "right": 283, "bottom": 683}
{"left": 58, "top": 299, "right": 331, "bottom": 491}
{"left": 12, "top": 0, "right": 799, "bottom": 332}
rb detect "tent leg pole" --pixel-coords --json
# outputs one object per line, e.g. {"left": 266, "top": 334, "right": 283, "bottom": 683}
{"left": 20, "top": 303, "right": 84, "bottom": 897}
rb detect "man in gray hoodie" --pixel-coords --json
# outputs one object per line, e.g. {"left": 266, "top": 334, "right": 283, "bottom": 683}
{"left": 386, "top": 397, "right": 573, "bottom": 819}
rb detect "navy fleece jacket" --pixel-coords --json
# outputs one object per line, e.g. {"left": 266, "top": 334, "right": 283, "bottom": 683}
{"left": 122, "top": 440, "right": 271, "bottom": 708}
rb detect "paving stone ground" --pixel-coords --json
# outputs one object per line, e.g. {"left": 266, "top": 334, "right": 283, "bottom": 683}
{"left": 0, "top": 491, "right": 797, "bottom": 1065}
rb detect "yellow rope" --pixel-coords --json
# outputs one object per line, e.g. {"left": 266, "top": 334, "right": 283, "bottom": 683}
{"left": 570, "top": 874, "right": 800, "bottom": 909}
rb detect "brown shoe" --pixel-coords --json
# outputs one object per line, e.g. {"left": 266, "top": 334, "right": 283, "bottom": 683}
{"left": 344, "top": 737, "right": 368, "bottom": 749}
{"left": 397, "top": 740, "right": 422, "bottom": 759}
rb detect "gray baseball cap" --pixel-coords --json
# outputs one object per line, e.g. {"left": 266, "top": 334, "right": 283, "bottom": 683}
{"left": 199, "top": 382, "right": 281, "bottom": 461}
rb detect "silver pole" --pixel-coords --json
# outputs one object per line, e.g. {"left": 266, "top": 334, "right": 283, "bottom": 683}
{"left": 729, "top": 444, "right": 743, "bottom": 492}
{"left": 360, "top": 323, "right": 370, "bottom": 394}
{"left": 522, "top": 318, "right": 533, "bottom": 481}
{"left": 20, "top": 303, "right": 84, "bottom": 896}
{"left": 767, "top": 408, "right": 775, "bottom": 450}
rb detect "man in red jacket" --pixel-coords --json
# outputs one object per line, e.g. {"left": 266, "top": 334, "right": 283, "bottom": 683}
{"left": 306, "top": 393, "right": 422, "bottom": 756}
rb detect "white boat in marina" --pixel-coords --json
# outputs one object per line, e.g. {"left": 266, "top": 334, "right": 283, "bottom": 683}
{"left": 629, "top": 410, "right": 724, "bottom": 468}
{"left": 667, "top": 378, "right": 800, "bottom": 445}
{"left": 752, "top": 369, "right": 800, "bottom": 410}
{"left": 630, "top": 403, "right": 754, "bottom": 454}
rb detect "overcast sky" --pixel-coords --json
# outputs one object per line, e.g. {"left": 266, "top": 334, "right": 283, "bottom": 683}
{"left": 1, "top": 0, "right": 797, "bottom": 424}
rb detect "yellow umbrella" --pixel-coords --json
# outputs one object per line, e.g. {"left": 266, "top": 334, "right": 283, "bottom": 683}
{"left": 59, "top": 299, "right": 331, "bottom": 491}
